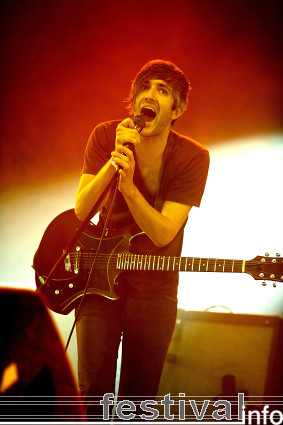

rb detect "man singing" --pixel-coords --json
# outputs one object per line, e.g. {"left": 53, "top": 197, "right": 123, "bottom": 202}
{"left": 74, "top": 59, "right": 210, "bottom": 419}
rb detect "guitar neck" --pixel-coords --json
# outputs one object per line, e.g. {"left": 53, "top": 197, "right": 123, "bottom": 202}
{"left": 117, "top": 254, "right": 245, "bottom": 273}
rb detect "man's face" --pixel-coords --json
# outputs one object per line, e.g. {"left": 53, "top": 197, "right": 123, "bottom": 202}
{"left": 133, "top": 79, "right": 181, "bottom": 137}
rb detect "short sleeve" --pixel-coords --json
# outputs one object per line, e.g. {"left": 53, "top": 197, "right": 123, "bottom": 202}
{"left": 82, "top": 121, "right": 118, "bottom": 175}
{"left": 161, "top": 134, "right": 210, "bottom": 208}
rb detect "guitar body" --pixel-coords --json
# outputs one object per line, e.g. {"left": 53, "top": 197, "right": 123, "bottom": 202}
{"left": 33, "top": 209, "right": 135, "bottom": 314}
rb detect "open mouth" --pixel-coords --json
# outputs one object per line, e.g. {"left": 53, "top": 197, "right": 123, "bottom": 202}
{"left": 141, "top": 106, "right": 157, "bottom": 122}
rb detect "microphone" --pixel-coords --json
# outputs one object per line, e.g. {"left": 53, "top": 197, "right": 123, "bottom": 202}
{"left": 133, "top": 114, "right": 146, "bottom": 133}
{"left": 117, "top": 115, "right": 146, "bottom": 171}
{"left": 123, "top": 115, "right": 146, "bottom": 151}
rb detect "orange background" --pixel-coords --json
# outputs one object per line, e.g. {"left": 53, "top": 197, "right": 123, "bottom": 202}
{"left": 1, "top": 0, "right": 282, "bottom": 189}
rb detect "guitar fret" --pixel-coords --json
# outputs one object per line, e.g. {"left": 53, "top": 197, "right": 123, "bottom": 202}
{"left": 139, "top": 254, "right": 142, "bottom": 270}
{"left": 232, "top": 259, "right": 234, "bottom": 273}
{"left": 167, "top": 256, "right": 170, "bottom": 271}
{"left": 162, "top": 256, "right": 165, "bottom": 270}
{"left": 152, "top": 256, "right": 156, "bottom": 270}
{"left": 157, "top": 256, "right": 160, "bottom": 270}
{"left": 135, "top": 254, "right": 139, "bottom": 269}
{"left": 131, "top": 254, "right": 136, "bottom": 270}
{"left": 130, "top": 254, "right": 134, "bottom": 270}
{"left": 141, "top": 255, "right": 144, "bottom": 270}
{"left": 135, "top": 254, "right": 138, "bottom": 270}
{"left": 179, "top": 257, "right": 181, "bottom": 271}
{"left": 218, "top": 260, "right": 223, "bottom": 271}
{"left": 148, "top": 255, "right": 151, "bottom": 270}
{"left": 206, "top": 258, "right": 209, "bottom": 272}
{"left": 121, "top": 253, "right": 125, "bottom": 269}
{"left": 223, "top": 259, "right": 225, "bottom": 272}
{"left": 144, "top": 255, "right": 147, "bottom": 270}
{"left": 130, "top": 254, "right": 133, "bottom": 269}
{"left": 126, "top": 254, "right": 129, "bottom": 270}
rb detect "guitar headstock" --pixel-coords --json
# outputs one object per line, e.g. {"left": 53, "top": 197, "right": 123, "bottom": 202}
{"left": 246, "top": 253, "right": 283, "bottom": 286}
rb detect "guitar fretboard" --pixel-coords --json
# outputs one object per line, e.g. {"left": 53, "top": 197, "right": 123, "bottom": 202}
{"left": 116, "top": 253, "right": 245, "bottom": 273}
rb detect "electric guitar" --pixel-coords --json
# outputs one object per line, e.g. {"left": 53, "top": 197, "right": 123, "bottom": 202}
{"left": 33, "top": 209, "right": 283, "bottom": 315}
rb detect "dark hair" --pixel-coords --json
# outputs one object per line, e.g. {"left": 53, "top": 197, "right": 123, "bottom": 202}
{"left": 127, "top": 59, "right": 191, "bottom": 121}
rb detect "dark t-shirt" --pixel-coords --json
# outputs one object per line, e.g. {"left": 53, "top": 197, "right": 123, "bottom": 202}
{"left": 82, "top": 120, "right": 210, "bottom": 298}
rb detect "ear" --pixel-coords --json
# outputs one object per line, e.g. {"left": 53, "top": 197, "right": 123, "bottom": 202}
{"left": 171, "top": 106, "right": 185, "bottom": 121}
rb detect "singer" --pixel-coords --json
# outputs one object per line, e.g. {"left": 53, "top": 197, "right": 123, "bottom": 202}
{"left": 74, "top": 59, "right": 210, "bottom": 419}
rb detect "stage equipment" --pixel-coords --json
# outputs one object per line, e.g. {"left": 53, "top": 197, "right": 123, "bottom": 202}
{"left": 0, "top": 287, "right": 85, "bottom": 421}
{"left": 158, "top": 309, "right": 283, "bottom": 398}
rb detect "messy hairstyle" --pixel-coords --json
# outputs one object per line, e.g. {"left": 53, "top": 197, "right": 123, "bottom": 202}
{"left": 127, "top": 59, "right": 191, "bottom": 122}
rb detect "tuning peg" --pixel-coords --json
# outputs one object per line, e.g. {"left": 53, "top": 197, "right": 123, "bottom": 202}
{"left": 262, "top": 281, "right": 267, "bottom": 286}
{"left": 265, "top": 252, "right": 269, "bottom": 257}
{"left": 276, "top": 253, "right": 280, "bottom": 257}
{"left": 273, "top": 282, "right": 277, "bottom": 288}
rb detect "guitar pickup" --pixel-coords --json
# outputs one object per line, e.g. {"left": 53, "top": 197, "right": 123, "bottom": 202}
{"left": 64, "top": 254, "right": 72, "bottom": 272}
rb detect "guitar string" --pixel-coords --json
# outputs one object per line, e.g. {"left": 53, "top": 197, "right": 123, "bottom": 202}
{"left": 65, "top": 255, "right": 262, "bottom": 271}
{"left": 66, "top": 255, "right": 265, "bottom": 266}
{"left": 67, "top": 253, "right": 263, "bottom": 265}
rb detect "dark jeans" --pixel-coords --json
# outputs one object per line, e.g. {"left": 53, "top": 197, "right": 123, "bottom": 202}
{"left": 76, "top": 293, "right": 177, "bottom": 420}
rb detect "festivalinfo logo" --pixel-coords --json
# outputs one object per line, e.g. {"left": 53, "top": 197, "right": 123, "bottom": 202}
{"left": 99, "top": 392, "right": 283, "bottom": 424}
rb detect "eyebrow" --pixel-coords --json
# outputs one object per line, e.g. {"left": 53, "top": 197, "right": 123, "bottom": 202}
{"left": 157, "top": 82, "right": 170, "bottom": 90}
{"left": 143, "top": 80, "right": 172, "bottom": 92}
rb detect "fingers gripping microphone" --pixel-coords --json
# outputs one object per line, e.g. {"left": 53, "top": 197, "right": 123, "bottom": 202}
{"left": 117, "top": 115, "right": 146, "bottom": 171}
{"left": 123, "top": 115, "right": 146, "bottom": 150}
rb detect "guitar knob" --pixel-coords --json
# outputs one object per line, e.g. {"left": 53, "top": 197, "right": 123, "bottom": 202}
{"left": 262, "top": 281, "right": 267, "bottom": 286}
{"left": 270, "top": 274, "right": 275, "bottom": 279}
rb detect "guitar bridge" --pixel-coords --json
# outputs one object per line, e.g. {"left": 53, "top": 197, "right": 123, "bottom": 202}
{"left": 64, "top": 246, "right": 82, "bottom": 274}
{"left": 74, "top": 246, "right": 81, "bottom": 274}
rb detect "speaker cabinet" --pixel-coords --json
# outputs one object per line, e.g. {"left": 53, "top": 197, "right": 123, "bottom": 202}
{"left": 0, "top": 287, "right": 84, "bottom": 420}
{"left": 158, "top": 309, "right": 283, "bottom": 398}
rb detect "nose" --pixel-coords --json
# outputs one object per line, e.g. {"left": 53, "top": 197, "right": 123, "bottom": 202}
{"left": 145, "top": 85, "right": 157, "bottom": 101}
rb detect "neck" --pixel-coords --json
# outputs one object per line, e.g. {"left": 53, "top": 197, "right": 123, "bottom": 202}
{"left": 137, "top": 128, "right": 171, "bottom": 158}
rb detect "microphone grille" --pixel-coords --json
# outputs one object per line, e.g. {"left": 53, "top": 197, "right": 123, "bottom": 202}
{"left": 133, "top": 115, "right": 146, "bottom": 133}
